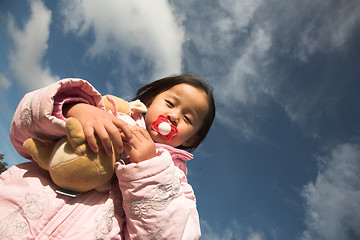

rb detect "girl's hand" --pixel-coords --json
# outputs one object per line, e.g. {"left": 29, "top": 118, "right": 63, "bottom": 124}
{"left": 63, "top": 103, "right": 132, "bottom": 156}
{"left": 124, "top": 125, "right": 156, "bottom": 163}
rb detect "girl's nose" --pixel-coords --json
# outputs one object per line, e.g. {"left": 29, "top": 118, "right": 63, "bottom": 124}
{"left": 167, "top": 113, "right": 178, "bottom": 125}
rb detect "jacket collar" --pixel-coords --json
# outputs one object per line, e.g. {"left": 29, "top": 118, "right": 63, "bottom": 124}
{"left": 155, "top": 143, "right": 193, "bottom": 161}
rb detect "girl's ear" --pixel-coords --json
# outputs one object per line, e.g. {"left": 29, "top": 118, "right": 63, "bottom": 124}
{"left": 182, "top": 135, "right": 200, "bottom": 147}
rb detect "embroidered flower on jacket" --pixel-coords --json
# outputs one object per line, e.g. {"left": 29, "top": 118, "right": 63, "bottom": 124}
{"left": 20, "top": 108, "right": 33, "bottom": 130}
{"left": 123, "top": 177, "right": 182, "bottom": 219}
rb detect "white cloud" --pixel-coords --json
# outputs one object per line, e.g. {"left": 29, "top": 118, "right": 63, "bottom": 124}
{"left": 60, "top": 0, "right": 184, "bottom": 80}
{"left": 8, "top": 0, "right": 58, "bottom": 91}
{"left": 200, "top": 219, "right": 264, "bottom": 240}
{"left": 176, "top": 0, "right": 271, "bottom": 139}
{"left": 175, "top": 0, "right": 360, "bottom": 141}
{"left": 186, "top": 0, "right": 264, "bottom": 55}
{"left": 256, "top": 0, "right": 360, "bottom": 138}
{"left": 0, "top": 74, "right": 11, "bottom": 92}
{"left": 301, "top": 143, "right": 360, "bottom": 240}
{"left": 218, "top": 0, "right": 263, "bottom": 32}
{"left": 214, "top": 25, "right": 271, "bottom": 139}
{"left": 219, "top": 26, "right": 271, "bottom": 105}
{"left": 297, "top": 0, "right": 360, "bottom": 61}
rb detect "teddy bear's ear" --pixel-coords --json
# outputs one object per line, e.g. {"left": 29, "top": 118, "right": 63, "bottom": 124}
{"left": 129, "top": 100, "right": 147, "bottom": 113}
{"left": 102, "top": 95, "right": 115, "bottom": 112}
{"left": 103, "top": 95, "right": 132, "bottom": 115}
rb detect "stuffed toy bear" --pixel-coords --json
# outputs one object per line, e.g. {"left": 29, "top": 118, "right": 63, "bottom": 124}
{"left": 23, "top": 95, "right": 147, "bottom": 193}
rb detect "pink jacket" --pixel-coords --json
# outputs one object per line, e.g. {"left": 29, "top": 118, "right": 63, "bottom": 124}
{"left": 0, "top": 78, "right": 201, "bottom": 239}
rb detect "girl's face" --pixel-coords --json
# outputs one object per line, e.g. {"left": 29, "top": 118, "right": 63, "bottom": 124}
{"left": 145, "top": 83, "right": 209, "bottom": 148}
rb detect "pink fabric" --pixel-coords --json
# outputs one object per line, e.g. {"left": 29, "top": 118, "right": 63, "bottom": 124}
{"left": 10, "top": 78, "right": 104, "bottom": 159}
{"left": 0, "top": 162, "right": 124, "bottom": 239}
{"left": 2, "top": 78, "right": 201, "bottom": 239}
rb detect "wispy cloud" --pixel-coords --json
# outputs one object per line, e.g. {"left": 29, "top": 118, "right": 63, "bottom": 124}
{"left": 296, "top": 0, "right": 360, "bottom": 61}
{"left": 219, "top": 26, "right": 271, "bottom": 105}
{"left": 8, "top": 0, "right": 58, "bottom": 91}
{"left": 262, "top": 0, "right": 360, "bottom": 133}
{"left": 177, "top": 0, "right": 271, "bottom": 139}
{"left": 201, "top": 219, "right": 264, "bottom": 240}
{"left": 301, "top": 143, "right": 360, "bottom": 240}
{"left": 60, "top": 0, "right": 184, "bottom": 80}
{"left": 0, "top": 74, "right": 11, "bottom": 92}
{"left": 214, "top": 25, "right": 272, "bottom": 139}
{"left": 177, "top": 0, "right": 360, "bottom": 140}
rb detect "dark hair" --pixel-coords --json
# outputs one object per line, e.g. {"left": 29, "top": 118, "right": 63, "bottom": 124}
{"left": 134, "top": 73, "right": 216, "bottom": 152}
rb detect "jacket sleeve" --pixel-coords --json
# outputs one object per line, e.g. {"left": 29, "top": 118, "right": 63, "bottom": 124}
{"left": 9, "top": 78, "right": 104, "bottom": 159}
{"left": 115, "top": 148, "right": 201, "bottom": 240}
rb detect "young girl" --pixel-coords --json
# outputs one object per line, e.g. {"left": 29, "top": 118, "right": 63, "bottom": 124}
{"left": 0, "top": 74, "right": 215, "bottom": 239}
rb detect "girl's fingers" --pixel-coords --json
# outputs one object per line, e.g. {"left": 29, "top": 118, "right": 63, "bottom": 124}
{"left": 105, "top": 124, "right": 124, "bottom": 154}
{"left": 120, "top": 132, "right": 126, "bottom": 140}
{"left": 113, "top": 118, "right": 132, "bottom": 142}
{"left": 80, "top": 114, "right": 134, "bottom": 156}
{"left": 129, "top": 126, "right": 152, "bottom": 147}
{"left": 130, "top": 126, "right": 144, "bottom": 145}
{"left": 122, "top": 141, "right": 132, "bottom": 155}
{"left": 83, "top": 127, "right": 98, "bottom": 153}
{"left": 138, "top": 126, "right": 152, "bottom": 140}
{"left": 93, "top": 125, "right": 113, "bottom": 156}
{"left": 125, "top": 126, "right": 156, "bottom": 163}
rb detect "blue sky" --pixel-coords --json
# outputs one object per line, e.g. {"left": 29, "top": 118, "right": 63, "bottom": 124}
{"left": 1, "top": 0, "right": 360, "bottom": 239}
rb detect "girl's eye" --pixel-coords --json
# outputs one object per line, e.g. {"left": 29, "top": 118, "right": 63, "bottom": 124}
{"left": 184, "top": 116, "right": 192, "bottom": 125}
{"left": 166, "top": 100, "right": 174, "bottom": 107}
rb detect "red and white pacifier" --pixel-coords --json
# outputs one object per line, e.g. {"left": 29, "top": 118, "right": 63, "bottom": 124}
{"left": 151, "top": 115, "right": 178, "bottom": 142}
